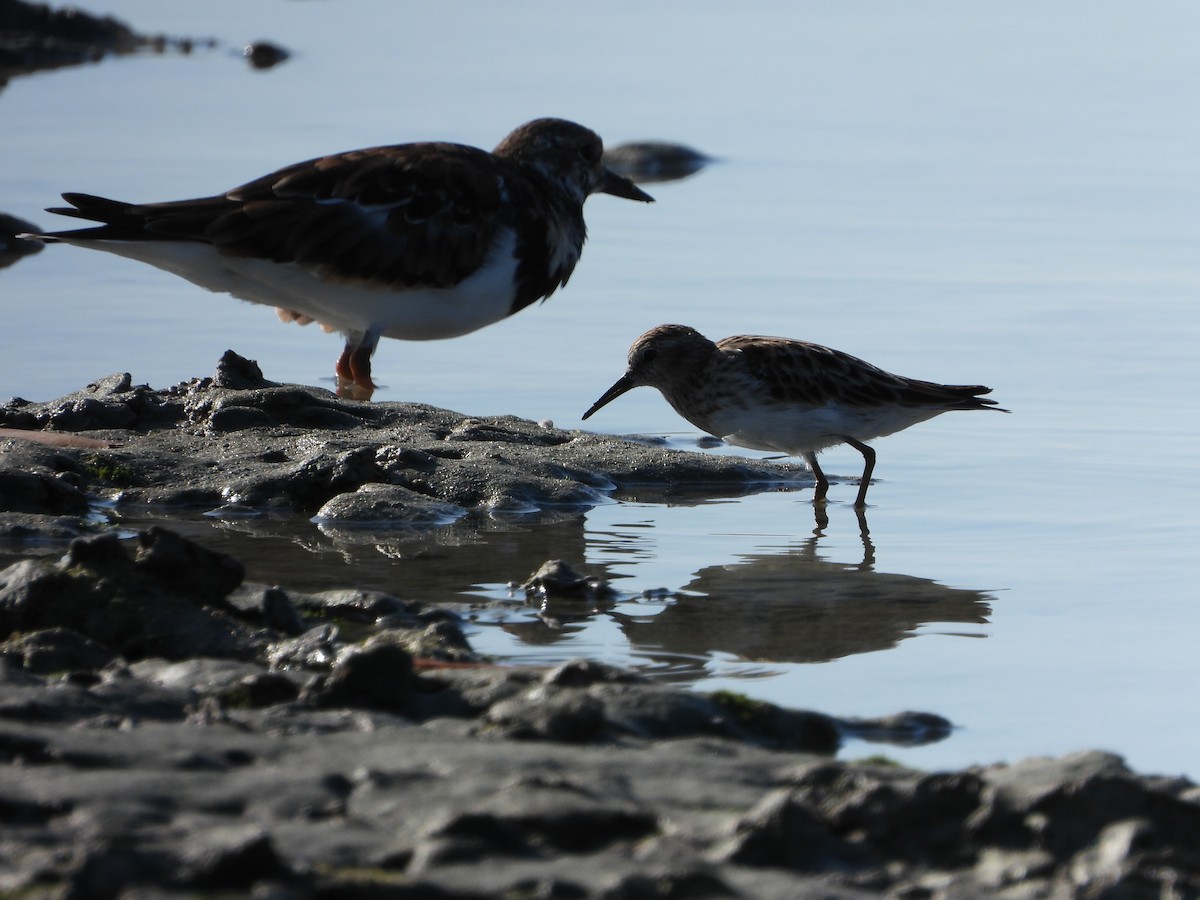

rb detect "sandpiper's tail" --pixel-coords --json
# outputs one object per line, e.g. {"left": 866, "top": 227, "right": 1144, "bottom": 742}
{"left": 939, "top": 384, "right": 1009, "bottom": 414}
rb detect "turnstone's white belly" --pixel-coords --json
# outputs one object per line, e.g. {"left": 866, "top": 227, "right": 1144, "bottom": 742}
{"left": 86, "top": 227, "right": 521, "bottom": 343}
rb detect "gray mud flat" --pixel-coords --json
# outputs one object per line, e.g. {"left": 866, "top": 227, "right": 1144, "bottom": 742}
{"left": 1, "top": 356, "right": 1199, "bottom": 898}
{"left": 0, "top": 351, "right": 808, "bottom": 536}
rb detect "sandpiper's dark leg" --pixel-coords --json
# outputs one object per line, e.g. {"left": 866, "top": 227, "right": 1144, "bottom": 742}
{"left": 843, "top": 437, "right": 876, "bottom": 508}
{"left": 812, "top": 503, "right": 830, "bottom": 532}
{"left": 854, "top": 507, "right": 875, "bottom": 569}
{"left": 803, "top": 452, "right": 829, "bottom": 504}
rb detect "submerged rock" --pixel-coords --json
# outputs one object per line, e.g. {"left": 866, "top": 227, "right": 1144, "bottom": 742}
{"left": 523, "top": 559, "right": 614, "bottom": 600}
{"left": 242, "top": 40, "right": 289, "bottom": 70}
{"left": 0, "top": 212, "right": 43, "bottom": 269}
{"left": 602, "top": 140, "right": 714, "bottom": 184}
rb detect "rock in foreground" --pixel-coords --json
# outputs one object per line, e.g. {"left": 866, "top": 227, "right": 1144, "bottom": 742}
{"left": 0, "top": 528, "right": 1195, "bottom": 898}
{"left": 0, "top": 352, "right": 808, "bottom": 537}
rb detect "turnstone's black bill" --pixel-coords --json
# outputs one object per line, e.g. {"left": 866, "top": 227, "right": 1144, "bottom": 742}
{"left": 27, "top": 118, "right": 654, "bottom": 399}
{"left": 583, "top": 324, "right": 1008, "bottom": 508}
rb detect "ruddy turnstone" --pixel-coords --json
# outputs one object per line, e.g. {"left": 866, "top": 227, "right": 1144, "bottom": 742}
{"left": 27, "top": 118, "right": 653, "bottom": 398}
{"left": 583, "top": 324, "right": 1008, "bottom": 507}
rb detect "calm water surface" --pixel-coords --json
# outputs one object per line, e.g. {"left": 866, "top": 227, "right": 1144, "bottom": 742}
{"left": 3, "top": 2, "right": 1199, "bottom": 776}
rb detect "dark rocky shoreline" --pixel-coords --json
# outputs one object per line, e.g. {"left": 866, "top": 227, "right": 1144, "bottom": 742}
{"left": 2, "top": 356, "right": 1198, "bottom": 898}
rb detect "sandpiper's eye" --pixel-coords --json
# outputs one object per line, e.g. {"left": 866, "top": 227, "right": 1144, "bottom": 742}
{"left": 641, "top": 347, "right": 658, "bottom": 364}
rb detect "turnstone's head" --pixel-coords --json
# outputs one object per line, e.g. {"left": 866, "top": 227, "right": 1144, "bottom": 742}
{"left": 583, "top": 324, "right": 714, "bottom": 419}
{"left": 494, "top": 118, "right": 654, "bottom": 206}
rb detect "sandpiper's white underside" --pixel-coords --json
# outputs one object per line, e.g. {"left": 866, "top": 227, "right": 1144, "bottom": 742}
{"left": 60, "top": 228, "right": 520, "bottom": 342}
{"left": 700, "top": 402, "right": 949, "bottom": 456}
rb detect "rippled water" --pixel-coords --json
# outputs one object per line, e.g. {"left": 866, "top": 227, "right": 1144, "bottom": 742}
{"left": 3, "top": 1, "right": 1200, "bottom": 776}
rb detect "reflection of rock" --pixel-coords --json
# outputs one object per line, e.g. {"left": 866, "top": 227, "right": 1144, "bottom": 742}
{"left": 0, "top": 213, "right": 43, "bottom": 270}
{"left": 88, "top": 508, "right": 593, "bottom": 608}
{"left": 0, "top": 0, "right": 217, "bottom": 92}
{"left": 838, "top": 710, "right": 954, "bottom": 747}
{"left": 619, "top": 535, "right": 992, "bottom": 668}
{"left": 602, "top": 141, "right": 713, "bottom": 184}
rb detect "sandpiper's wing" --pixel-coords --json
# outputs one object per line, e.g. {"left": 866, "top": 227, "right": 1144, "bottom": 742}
{"left": 44, "top": 142, "right": 527, "bottom": 290}
{"left": 718, "top": 335, "right": 1000, "bottom": 410}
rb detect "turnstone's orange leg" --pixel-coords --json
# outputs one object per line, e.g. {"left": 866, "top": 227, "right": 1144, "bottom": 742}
{"left": 335, "top": 335, "right": 378, "bottom": 400}
{"left": 843, "top": 437, "right": 877, "bottom": 509}
{"left": 804, "top": 452, "right": 830, "bottom": 505}
{"left": 335, "top": 343, "right": 359, "bottom": 381}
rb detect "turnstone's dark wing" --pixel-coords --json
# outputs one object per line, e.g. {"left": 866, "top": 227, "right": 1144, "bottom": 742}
{"left": 53, "top": 143, "right": 524, "bottom": 290}
{"left": 719, "top": 335, "right": 1001, "bottom": 411}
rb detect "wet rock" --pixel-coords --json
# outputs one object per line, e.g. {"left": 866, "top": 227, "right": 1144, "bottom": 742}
{"left": 287, "top": 587, "right": 419, "bottom": 625}
{"left": 310, "top": 636, "right": 416, "bottom": 711}
{"left": 131, "top": 525, "right": 244, "bottom": 603}
{"left": 705, "top": 690, "right": 839, "bottom": 754}
{"left": 422, "top": 785, "right": 659, "bottom": 857}
{"left": 1, "top": 627, "right": 115, "bottom": 674}
{"left": 0, "top": 467, "right": 89, "bottom": 515}
{"left": 396, "top": 619, "right": 477, "bottom": 662}
{"left": 543, "top": 658, "right": 641, "bottom": 688}
{"left": 222, "top": 671, "right": 301, "bottom": 709}
{"left": 68, "top": 845, "right": 176, "bottom": 900}
{"left": 0, "top": 354, "right": 808, "bottom": 532}
{"left": 716, "top": 787, "right": 864, "bottom": 871}
{"left": 838, "top": 710, "right": 954, "bottom": 747}
{"left": 0, "top": 211, "right": 43, "bottom": 268}
{"left": 477, "top": 666, "right": 841, "bottom": 754}
{"left": 0, "top": 602, "right": 1193, "bottom": 900}
{"left": 225, "top": 584, "right": 308, "bottom": 635}
{"left": 242, "top": 40, "right": 290, "bottom": 70}
{"left": 211, "top": 348, "right": 273, "bottom": 390}
{"left": 524, "top": 559, "right": 614, "bottom": 600}
{"left": 602, "top": 141, "right": 714, "bottom": 184}
{"left": 314, "top": 483, "right": 467, "bottom": 528}
{"left": 980, "top": 750, "right": 1200, "bottom": 865}
{"left": 0, "top": 371, "right": 183, "bottom": 436}
{"left": 197, "top": 387, "right": 378, "bottom": 433}
{"left": 0, "top": 511, "right": 88, "bottom": 541}
{"left": 486, "top": 684, "right": 607, "bottom": 742}
{"left": 0, "top": 437, "right": 90, "bottom": 515}
{"left": 267, "top": 624, "right": 340, "bottom": 672}
{"left": 0, "top": 529, "right": 267, "bottom": 661}
{"left": 177, "top": 823, "right": 293, "bottom": 889}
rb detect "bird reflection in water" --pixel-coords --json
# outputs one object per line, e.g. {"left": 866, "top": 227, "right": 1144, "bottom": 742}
{"left": 614, "top": 507, "right": 993, "bottom": 671}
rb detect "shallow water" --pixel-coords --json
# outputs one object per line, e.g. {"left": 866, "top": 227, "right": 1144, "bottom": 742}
{"left": 3, "top": 1, "right": 1200, "bottom": 775}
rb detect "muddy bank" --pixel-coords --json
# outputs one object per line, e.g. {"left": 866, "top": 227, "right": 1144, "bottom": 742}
{"left": 2, "top": 358, "right": 1198, "bottom": 897}
{"left": 0, "top": 351, "right": 810, "bottom": 540}
{"left": 1, "top": 527, "right": 1197, "bottom": 898}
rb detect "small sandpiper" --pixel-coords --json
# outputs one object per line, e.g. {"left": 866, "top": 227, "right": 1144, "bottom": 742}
{"left": 583, "top": 324, "right": 1008, "bottom": 507}
{"left": 26, "top": 118, "right": 653, "bottom": 399}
